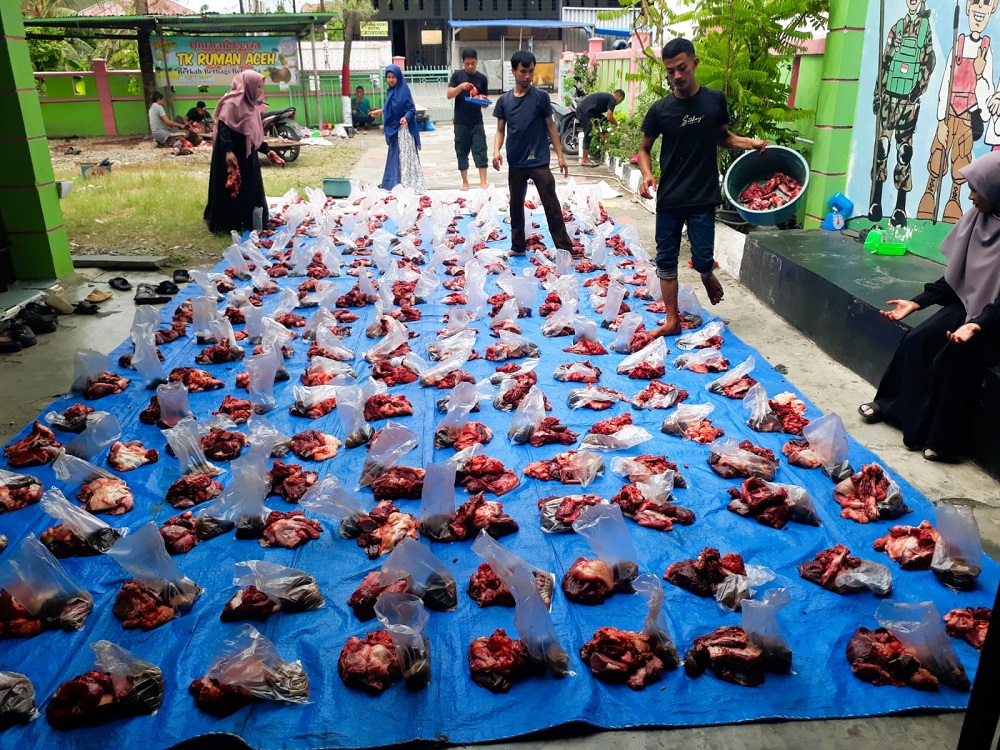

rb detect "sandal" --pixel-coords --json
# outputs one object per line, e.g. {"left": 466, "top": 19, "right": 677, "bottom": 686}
{"left": 73, "top": 301, "right": 100, "bottom": 315}
{"left": 134, "top": 283, "right": 172, "bottom": 305}
{"left": 857, "top": 403, "right": 885, "bottom": 424}
{"left": 17, "top": 310, "right": 57, "bottom": 334}
{"left": 173, "top": 270, "right": 192, "bottom": 284}
{"left": 922, "top": 448, "right": 961, "bottom": 464}
{"left": 85, "top": 289, "right": 114, "bottom": 303}
{"left": 11, "top": 323, "right": 36, "bottom": 348}
{"left": 155, "top": 280, "right": 180, "bottom": 296}
{"left": 109, "top": 277, "right": 132, "bottom": 291}
{"left": 0, "top": 326, "right": 22, "bottom": 353}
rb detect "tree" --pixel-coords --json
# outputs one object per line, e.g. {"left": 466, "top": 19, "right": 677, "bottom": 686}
{"left": 330, "top": 0, "right": 376, "bottom": 125}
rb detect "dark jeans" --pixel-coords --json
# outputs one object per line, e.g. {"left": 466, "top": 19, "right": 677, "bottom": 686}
{"left": 352, "top": 113, "right": 374, "bottom": 129}
{"left": 454, "top": 121, "right": 488, "bottom": 170}
{"left": 654, "top": 205, "right": 716, "bottom": 280}
{"left": 508, "top": 164, "right": 573, "bottom": 255}
{"left": 874, "top": 303, "right": 1000, "bottom": 454}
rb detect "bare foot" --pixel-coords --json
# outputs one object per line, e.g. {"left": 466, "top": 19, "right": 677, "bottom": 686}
{"left": 648, "top": 322, "right": 681, "bottom": 338}
{"left": 701, "top": 273, "right": 724, "bottom": 304}
{"left": 461, "top": 184, "right": 469, "bottom": 191}
{"left": 480, "top": 182, "right": 488, "bottom": 189}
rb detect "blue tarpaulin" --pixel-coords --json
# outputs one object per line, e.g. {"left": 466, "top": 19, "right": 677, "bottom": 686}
{"left": 0, "top": 204, "right": 990, "bottom": 749}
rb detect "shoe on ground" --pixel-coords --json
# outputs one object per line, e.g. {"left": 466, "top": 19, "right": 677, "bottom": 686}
{"left": 0, "top": 325, "right": 22, "bottom": 353}
{"left": 155, "top": 280, "right": 180, "bottom": 296}
{"left": 85, "top": 289, "right": 114, "bottom": 303}
{"left": 17, "top": 310, "right": 57, "bottom": 334}
{"left": 23, "top": 302, "right": 58, "bottom": 321}
{"left": 44, "top": 292, "right": 75, "bottom": 315}
{"left": 134, "top": 283, "right": 172, "bottom": 305}
{"left": 73, "top": 301, "right": 100, "bottom": 315}
{"left": 10, "top": 323, "right": 36, "bottom": 348}
{"left": 173, "top": 270, "right": 192, "bottom": 284}
{"left": 109, "top": 277, "right": 132, "bottom": 291}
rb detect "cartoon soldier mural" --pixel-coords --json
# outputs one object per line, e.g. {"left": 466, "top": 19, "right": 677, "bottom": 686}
{"left": 870, "top": 0, "right": 936, "bottom": 226}
{"left": 916, "top": 0, "right": 995, "bottom": 223}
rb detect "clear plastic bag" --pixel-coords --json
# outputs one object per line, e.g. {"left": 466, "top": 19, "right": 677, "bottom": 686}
{"left": 44, "top": 406, "right": 104, "bottom": 434}
{"left": 493, "top": 330, "right": 540, "bottom": 359}
{"left": 661, "top": 403, "right": 718, "bottom": 441}
{"left": 761, "top": 480, "right": 821, "bottom": 525}
{"left": 510, "top": 564, "right": 573, "bottom": 677}
{"left": 203, "top": 624, "right": 310, "bottom": 704}
{"left": 601, "top": 280, "right": 627, "bottom": 326}
{"left": 162, "top": 417, "right": 220, "bottom": 476}
{"left": 511, "top": 275, "right": 538, "bottom": 316}
{"left": 674, "top": 348, "right": 729, "bottom": 372}
{"left": 223, "top": 245, "right": 252, "bottom": 279}
{"left": 192, "top": 297, "right": 221, "bottom": 342}
{"left": 420, "top": 348, "right": 472, "bottom": 387}
{"left": 714, "top": 564, "right": 775, "bottom": 612}
{"left": 413, "top": 268, "right": 440, "bottom": 303}
{"left": 875, "top": 601, "right": 970, "bottom": 691}
{"left": 706, "top": 355, "right": 755, "bottom": 395}
{"left": 313, "top": 327, "right": 354, "bottom": 361}
{"left": 247, "top": 415, "right": 291, "bottom": 458}
{"left": 488, "top": 356, "right": 539, "bottom": 386}
{"left": 420, "top": 462, "right": 458, "bottom": 542}
{"left": 131, "top": 306, "right": 168, "bottom": 388}
{"left": 428, "top": 328, "right": 477, "bottom": 361}
{"left": 107, "top": 521, "right": 203, "bottom": 615}
{"left": 743, "top": 383, "right": 782, "bottom": 432}
{"left": 298, "top": 476, "right": 368, "bottom": 538}
{"left": 439, "top": 381, "right": 478, "bottom": 430}
{"left": 199, "top": 453, "right": 270, "bottom": 537}
{"left": 70, "top": 349, "right": 114, "bottom": 394}
{"left": 191, "top": 269, "right": 223, "bottom": 301}
{"left": 251, "top": 266, "right": 279, "bottom": 295}
{"left": 379, "top": 537, "right": 458, "bottom": 611}
{"left": 156, "top": 381, "right": 192, "bottom": 428}
{"left": 801, "top": 413, "right": 854, "bottom": 481}
{"left": 581, "top": 423, "right": 653, "bottom": 452}
{"left": 374, "top": 593, "right": 432, "bottom": 690}
{"left": 633, "top": 574, "right": 680, "bottom": 669}
{"left": 931, "top": 502, "right": 983, "bottom": 591}
{"left": 541, "top": 300, "right": 578, "bottom": 338}
{"left": 616, "top": 337, "right": 667, "bottom": 376}
{"left": 677, "top": 286, "right": 705, "bottom": 327}
{"left": 242, "top": 303, "right": 266, "bottom": 344}
{"left": 471, "top": 530, "right": 556, "bottom": 609}
{"left": 676, "top": 320, "right": 725, "bottom": 350}
{"left": 40, "top": 488, "right": 123, "bottom": 553}
{"left": 508, "top": 385, "right": 546, "bottom": 444}
{"left": 65, "top": 411, "right": 121, "bottom": 460}
{"left": 245, "top": 351, "right": 281, "bottom": 414}
{"left": 233, "top": 560, "right": 324, "bottom": 613}
{"left": 90, "top": 640, "right": 165, "bottom": 716}
{"left": 636, "top": 470, "right": 675, "bottom": 504}
{"left": 707, "top": 437, "right": 778, "bottom": 480}
{"left": 572, "top": 503, "right": 639, "bottom": 589}
{"left": 359, "top": 421, "right": 419, "bottom": 488}
{"left": 741, "top": 587, "right": 793, "bottom": 673}
{"left": 304, "top": 356, "right": 358, "bottom": 383}
{"left": 0, "top": 534, "right": 93, "bottom": 630}
{"left": 0, "top": 671, "right": 38, "bottom": 727}
{"left": 568, "top": 385, "right": 627, "bottom": 410}
{"left": 52, "top": 450, "right": 118, "bottom": 491}
{"left": 336, "top": 384, "right": 374, "bottom": 449}
{"left": 834, "top": 559, "right": 893, "bottom": 596}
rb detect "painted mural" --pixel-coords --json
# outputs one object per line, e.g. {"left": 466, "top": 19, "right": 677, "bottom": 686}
{"left": 848, "top": 0, "right": 999, "bottom": 259}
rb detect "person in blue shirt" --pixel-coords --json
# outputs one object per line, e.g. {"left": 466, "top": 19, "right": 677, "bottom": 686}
{"left": 492, "top": 51, "right": 573, "bottom": 256}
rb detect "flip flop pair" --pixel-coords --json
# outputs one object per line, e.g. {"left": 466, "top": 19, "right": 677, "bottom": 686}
{"left": 134, "top": 283, "right": 173, "bottom": 305}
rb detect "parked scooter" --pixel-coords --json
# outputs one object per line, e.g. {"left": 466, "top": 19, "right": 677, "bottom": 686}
{"left": 261, "top": 107, "right": 301, "bottom": 163}
{"left": 552, "top": 101, "right": 581, "bottom": 156}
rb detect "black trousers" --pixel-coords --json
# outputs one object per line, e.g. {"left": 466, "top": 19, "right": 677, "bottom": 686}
{"left": 874, "top": 303, "right": 1000, "bottom": 454}
{"left": 507, "top": 164, "right": 573, "bottom": 254}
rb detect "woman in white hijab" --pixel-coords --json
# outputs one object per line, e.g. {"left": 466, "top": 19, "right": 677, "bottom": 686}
{"left": 858, "top": 150, "right": 1000, "bottom": 462}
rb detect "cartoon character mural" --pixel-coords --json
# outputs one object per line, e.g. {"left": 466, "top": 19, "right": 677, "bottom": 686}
{"left": 870, "top": 0, "right": 936, "bottom": 226}
{"left": 916, "top": 0, "right": 995, "bottom": 223}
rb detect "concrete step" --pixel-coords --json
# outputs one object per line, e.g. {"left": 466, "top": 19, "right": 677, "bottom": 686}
{"left": 72, "top": 254, "right": 169, "bottom": 270}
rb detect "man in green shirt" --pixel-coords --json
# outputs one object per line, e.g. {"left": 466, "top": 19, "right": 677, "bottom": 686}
{"left": 352, "top": 86, "right": 374, "bottom": 130}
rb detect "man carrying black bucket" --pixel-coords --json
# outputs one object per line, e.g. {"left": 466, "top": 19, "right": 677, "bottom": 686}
{"left": 637, "top": 38, "right": 767, "bottom": 337}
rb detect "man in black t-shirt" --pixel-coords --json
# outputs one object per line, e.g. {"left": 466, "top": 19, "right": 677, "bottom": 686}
{"left": 576, "top": 88, "right": 624, "bottom": 166}
{"left": 493, "top": 50, "right": 573, "bottom": 257}
{"left": 447, "top": 48, "right": 490, "bottom": 190}
{"left": 638, "top": 38, "right": 767, "bottom": 337}
{"left": 183, "top": 101, "right": 213, "bottom": 133}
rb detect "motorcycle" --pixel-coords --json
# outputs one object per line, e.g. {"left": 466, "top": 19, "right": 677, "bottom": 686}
{"left": 261, "top": 106, "right": 301, "bottom": 163}
{"left": 552, "top": 101, "right": 581, "bottom": 156}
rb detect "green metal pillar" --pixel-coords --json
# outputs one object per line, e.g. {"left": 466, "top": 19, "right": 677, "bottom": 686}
{"left": 802, "top": 0, "right": 871, "bottom": 227}
{"left": 0, "top": 3, "right": 73, "bottom": 280}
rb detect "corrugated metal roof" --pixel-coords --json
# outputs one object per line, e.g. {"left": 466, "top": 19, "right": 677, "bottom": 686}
{"left": 561, "top": 6, "right": 639, "bottom": 29}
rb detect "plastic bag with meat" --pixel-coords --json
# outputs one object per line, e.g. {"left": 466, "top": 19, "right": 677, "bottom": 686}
{"left": 609, "top": 312, "right": 644, "bottom": 352}
{"left": 435, "top": 383, "right": 493, "bottom": 450}
{"left": 46, "top": 641, "right": 163, "bottom": 730}
{"left": 674, "top": 348, "right": 730, "bottom": 373}
{"left": 130, "top": 306, "right": 168, "bottom": 389}
{"left": 802, "top": 412, "right": 854, "bottom": 481}
{"left": 676, "top": 320, "right": 725, "bottom": 350}
{"left": 601, "top": 280, "right": 627, "bottom": 328}
{"left": 379, "top": 537, "right": 458, "bottom": 612}
{"left": 707, "top": 437, "right": 778, "bottom": 481}
{"left": 247, "top": 415, "right": 293, "bottom": 458}
{"left": 743, "top": 383, "right": 783, "bottom": 432}
{"left": 470, "top": 530, "right": 555, "bottom": 609}
{"left": 610, "top": 454, "right": 687, "bottom": 487}
{"left": 834, "top": 464, "right": 909, "bottom": 523}
{"left": 541, "top": 298, "right": 579, "bottom": 338}
{"left": 706, "top": 355, "right": 756, "bottom": 398}
{"left": 611, "top": 472, "right": 695, "bottom": 532}
{"left": 289, "top": 384, "right": 345, "bottom": 420}
{"left": 309, "top": 326, "right": 354, "bottom": 361}
{"left": 71, "top": 350, "right": 131, "bottom": 400}
{"left": 875, "top": 601, "right": 970, "bottom": 691}
{"left": 0, "top": 468, "right": 43, "bottom": 515}
{"left": 799, "top": 544, "right": 893, "bottom": 596}
{"left": 298, "top": 476, "right": 368, "bottom": 538}
{"left": 162, "top": 417, "right": 221, "bottom": 476}
{"left": 741, "top": 588, "right": 793, "bottom": 673}
{"left": 224, "top": 560, "right": 324, "bottom": 620}
{"left": 359, "top": 421, "right": 419, "bottom": 488}
{"left": 567, "top": 385, "right": 627, "bottom": 411}
{"left": 301, "top": 356, "right": 357, "bottom": 386}
{"left": 365, "top": 317, "right": 410, "bottom": 363}
{"left": 676, "top": 286, "right": 705, "bottom": 329}
{"left": 53, "top": 451, "right": 134, "bottom": 515}
{"left": 39, "top": 488, "right": 122, "bottom": 557}
{"left": 107, "top": 522, "right": 203, "bottom": 630}
{"left": 526, "top": 450, "right": 606, "bottom": 488}
{"left": 631, "top": 379, "right": 689, "bottom": 410}
{"left": 190, "top": 625, "right": 309, "bottom": 717}
{"left": 568, "top": 503, "right": 640, "bottom": 600}
{"left": 616, "top": 337, "right": 668, "bottom": 379}
{"left": 930, "top": 502, "right": 982, "bottom": 591}
{"left": 581, "top": 413, "right": 653, "bottom": 452}
{"left": 485, "top": 330, "right": 540, "bottom": 360}
{"left": 507, "top": 385, "right": 547, "bottom": 444}
{"left": 44, "top": 403, "right": 98, "bottom": 434}
{"left": 712, "top": 564, "right": 776, "bottom": 613}
{"left": 0, "top": 534, "right": 94, "bottom": 636}
{"left": 374, "top": 593, "right": 432, "bottom": 690}
{"left": 634, "top": 574, "right": 681, "bottom": 666}
{"left": 661, "top": 403, "right": 724, "bottom": 444}
{"left": 197, "top": 453, "right": 270, "bottom": 540}
{"left": 419, "top": 462, "right": 459, "bottom": 542}
{"left": 727, "top": 477, "right": 820, "bottom": 528}
{"left": 420, "top": 347, "right": 473, "bottom": 388}
{"left": 0, "top": 671, "right": 38, "bottom": 728}
{"left": 153, "top": 381, "right": 193, "bottom": 428}
{"left": 337, "top": 383, "right": 376, "bottom": 449}
{"left": 64, "top": 412, "right": 121, "bottom": 461}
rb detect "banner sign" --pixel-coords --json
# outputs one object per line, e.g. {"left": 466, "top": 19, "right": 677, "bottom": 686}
{"left": 151, "top": 36, "right": 300, "bottom": 88}
{"left": 360, "top": 21, "right": 389, "bottom": 38}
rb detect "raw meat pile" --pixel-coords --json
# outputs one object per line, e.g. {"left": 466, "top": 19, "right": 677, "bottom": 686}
{"left": 4, "top": 422, "right": 62, "bottom": 468}
{"left": 107, "top": 440, "right": 159, "bottom": 472}
{"left": 738, "top": 172, "right": 802, "bottom": 211}
{"left": 82, "top": 372, "right": 131, "bottom": 400}
{"left": 580, "top": 627, "right": 678, "bottom": 689}
{"left": 710, "top": 374, "right": 757, "bottom": 399}
{"left": 872, "top": 521, "right": 939, "bottom": 569}
{"left": 169, "top": 367, "right": 225, "bottom": 392}
{"left": 781, "top": 437, "right": 822, "bottom": 469}
{"left": 338, "top": 631, "right": 402, "bottom": 694}
{"left": 289, "top": 430, "right": 342, "bottom": 461}
{"left": 798, "top": 544, "right": 887, "bottom": 595}
{"left": 433, "top": 422, "right": 493, "bottom": 450}
{"left": 455, "top": 456, "right": 520, "bottom": 496}
{"left": 562, "top": 557, "right": 636, "bottom": 604}
{"left": 78, "top": 477, "right": 134, "bottom": 515}
{"left": 944, "top": 607, "right": 991, "bottom": 650}
{"left": 834, "top": 464, "right": 909, "bottom": 523}
{"left": 631, "top": 380, "right": 689, "bottom": 410}
{"left": 611, "top": 484, "right": 695, "bottom": 531}
{"left": 683, "top": 626, "right": 766, "bottom": 686}
{"left": 166, "top": 473, "right": 223, "bottom": 509}
{"left": 0, "top": 472, "right": 43, "bottom": 514}
{"left": 47, "top": 663, "right": 163, "bottom": 729}
{"left": 665, "top": 547, "right": 745, "bottom": 598}
{"left": 349, "top": 499, "right": 420, "bottom": 558}
{"left": 708, "top": 440, "right": 778, "bottom": 480}
{"left": 846, "top": 627, "right": 938, "bottom": 690}
{"left": 370, "top": 466, "right": 425, "bottom": 501}
{"left": 468, "top": 629, "right": 544, "bottom": 693}
{"left": 726, "top": 477, "right": 817, "bottom": 529}
{"left": 260, "top": 510, "right": 323, "bottom": 549}
{"left": 538, "top": 493, "right": 604, "bottom": 532}
{"left": 363, "top": 394, "right": 414, "bottom": 421}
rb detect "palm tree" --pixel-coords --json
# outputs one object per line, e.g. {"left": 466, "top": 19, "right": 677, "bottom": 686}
{"left": 330, "top": 0, "right": 376, "bottom": 125}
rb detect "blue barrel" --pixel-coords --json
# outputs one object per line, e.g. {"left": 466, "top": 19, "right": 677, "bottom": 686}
{"left": 723, "top": 145, "right": 810, "bottom": 226}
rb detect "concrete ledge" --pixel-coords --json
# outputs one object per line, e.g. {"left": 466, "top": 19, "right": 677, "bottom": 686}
{"left": 72, "top": 254, "right": 169, "bottom": 270}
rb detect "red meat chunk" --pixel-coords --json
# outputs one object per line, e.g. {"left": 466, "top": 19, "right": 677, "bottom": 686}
{"left": 112, "top": 580, "right": 178, "bottom": 631}
{"left": 370, "top": 467, "right": 425, "bottom": 501}
{"left": 0, "top": 472, "right": 43, "bottom": 514}
{"left": 529, "top": 417, "right": 578, "bottom": 448}
{"left": 194, "top": 339, "right": 244, "bottom": 365}
{"left": 434, "top": 422, "right": 493, "bottom": 451}
{"left": 684, "top": 626, "right": 765, "bottom": 687}
{"left": 563, "top": 339, "right": 608, "bottom": 355}
{"left": 665, "top": 547, "right": 745, "bottom": 597}
{"left": 846, "top": 627, "right": 938, "bottom": 690}
{"left": 47, "top": 666, "right": 163, "bottom": 729}
{"left": 82, "top": 372, "right": 131, "bottom": 400}
{"left": 352, "top": 499, "right": 420, "bottom": 559}
{"left": 589, "top": 412, "right": 633, "bottom": 435}
{"left": 798, "top": 544, "right": 868, "bottom": 594}
{"left": 78, "top": 477, "right": 133, "bottom": 515}
{"left": 364, "top": 393, "right": 414, "bottom": 421}
{"left": 200, "top": 428, "right": 247, "bottom": 462}
{"left": 562, "top": 557, "right": 616, "bottom": 604}
{"left": 444, "top": 493, "right": 518, "bottom": 541}
{"left": 580, "top": 627, "right": 673, "bottom": 689}
{"left": 944, "top": 607, "right": 991, "bottom": 651}
{"left": 632, "top": 380, "right": 689, "bottom": 409}
{"left": 726, "top": 477, "right": 793, "bottom": 529}
{"left": 371, "top": 360, "right": 419, "bottom": 386}
{"left": 155, "top": 321, "right": 188, "bottom": 345}
{"left": 339, "top": 631, "right": 402, "bottom": 695}
{"left": 189, "top": 677, "right": 255, "bottom": 718}
{"left": 834, "top": 464, "right": 909, "bottom": 524}
{"left": 107, "top": 440, "right": 159, "bottom": 472}
{"left": 289, "top": 430, "right": 342, "bottom": 461}
{"left": 260, "top": 510, "right": 323, "bottom": 549}
{"left": 467, "top": 563, "right": 516, "bottom": 608}
{"left": 166, "top": 473, "right": 223, "bottom": 509}
{"left": 215, "top": 394, "right": 255, "bottom": 424}
{"left": 347, "top": 571, "right": 410, "bottom": 621}
{"left": 468, "top": 629, "right": 543, "bottom": 693}
{"left": 872, "top": 521, "right": 939, "bottom": 570}
{"left": 268, "top": 460, "right": 318, "bottom": 503}
{"left": 611, "top": 484, "right": 695, "bottom": 532}
{"left": 169, "top": 367, "right": 225, "bottom": 392}
{"left": 456, "top": 456, "right": 520, "bottom": 496}
{"left": 781, "top": 437, "right": 822, "bottom": 469}
{"left": 4, "top": 421, "right": 62, "bottom": 468}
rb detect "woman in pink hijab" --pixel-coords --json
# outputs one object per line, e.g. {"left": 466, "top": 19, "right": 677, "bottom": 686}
{"left": 204, "top": 70, "right": 285, "bottom": 233}
{"left": 859, "top": 151, "right": 1000, "bottom": 462}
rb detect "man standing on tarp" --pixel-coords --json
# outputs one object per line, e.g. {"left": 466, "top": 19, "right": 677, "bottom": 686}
{"left": 448, "top": 48, "right": 490, "bottom": 190}
{"left": 869, "top": 0, "right": 935, "bottom": 227}
{"left": 637, "top": 38, "right": 766, "bottom": 337}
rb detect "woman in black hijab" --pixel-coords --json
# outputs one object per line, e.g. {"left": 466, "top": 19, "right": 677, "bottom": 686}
{"left": 859, "top": 151, "right": 1000, "bottom": 461}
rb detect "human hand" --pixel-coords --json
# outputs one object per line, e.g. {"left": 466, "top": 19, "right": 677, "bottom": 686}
{"left": 936, "top": 119, "right": 948, "bottom": 146}
{"left": 639, "top": 174, "right": 657, "bottom": 199}
{"left": 880, "top": 299, "right": 920, "bottom": 321}
{"left": 225, "top": 152, "right": 238, "bottom": 168}
{"left": 493, "top": 151, "right": 503, "bottom": 171}
{"left": 400, "top": 116, "right": 407, "bottom": 127}
{"left": 947, "top": 322, "right": 981, "bottom": 344}
{"left": 750, "top": 139, "right": 768, "bottom": 153}
{"left": 989, "top": 94, "right": 1000, "bottom": 117}
{"left": 267, "top": 151, "right": 286, "bottom": 168}
{"left": 975, "top": 46, "right": 987, "bottom": 77}
{"left": 370, "top": 109, "right": 382, "bottom": 118}
{"left": 461, "top": 81, "right": 473, "bottom": 92}
{"left": 558, "top": 156, "right": 568, "bottom": 178}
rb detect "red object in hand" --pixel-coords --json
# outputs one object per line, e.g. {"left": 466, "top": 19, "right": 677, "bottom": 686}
{"left": 225, "top": 162, "right": 241, "bottom": 197}
{"left": 267, "top": 151, "right": 286, "bottom": 168}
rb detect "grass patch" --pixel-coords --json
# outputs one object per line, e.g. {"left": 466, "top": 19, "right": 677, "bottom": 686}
{"left": 56, "top": 139, "right": 364, "bottom": 267}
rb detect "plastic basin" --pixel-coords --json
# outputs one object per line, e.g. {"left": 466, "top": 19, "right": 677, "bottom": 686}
{"left": 322, "top": 177, "right": 352, "bottom": 198}
{"left": 723, "top": 145, "right": 810, "bottom": 226}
